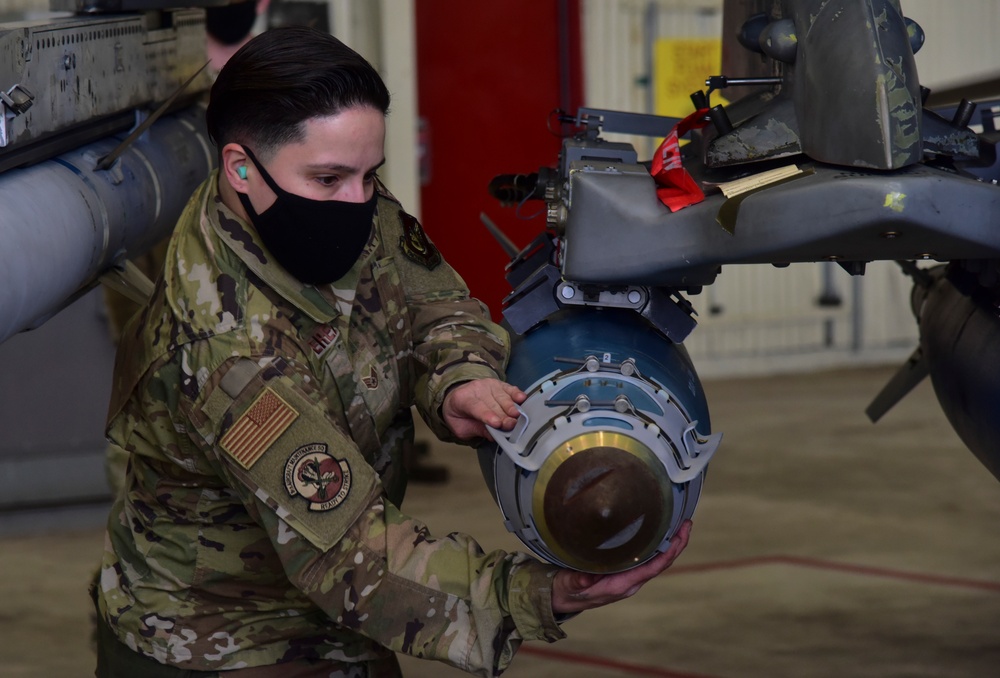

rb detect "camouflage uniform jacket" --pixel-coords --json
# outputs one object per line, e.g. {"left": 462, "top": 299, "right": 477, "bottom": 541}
{"left": 96, "top": 173, "right": 565, "bottom": 676}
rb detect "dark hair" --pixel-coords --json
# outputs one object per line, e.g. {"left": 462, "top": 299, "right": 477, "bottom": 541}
{"left": 206, "top": 26, "right": 391, "bottom": 158}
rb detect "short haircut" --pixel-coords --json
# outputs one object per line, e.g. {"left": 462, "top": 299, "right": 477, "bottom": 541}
{"left": 206, "top": 25, "right": 391, "bottom": 159}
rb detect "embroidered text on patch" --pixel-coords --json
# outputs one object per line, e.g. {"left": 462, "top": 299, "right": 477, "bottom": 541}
{"left": 284, "top": 443, "right": 352, "bottom": 511}
{"left": 220, "top": 388, "right": 298, "bottom": 469}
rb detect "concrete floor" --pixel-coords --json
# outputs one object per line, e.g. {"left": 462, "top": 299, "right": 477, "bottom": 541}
{"left": 2, "top": 366, "right": 999, "bottom": 678}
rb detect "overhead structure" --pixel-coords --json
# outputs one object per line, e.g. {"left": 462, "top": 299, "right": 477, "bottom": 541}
{"left": 0, "top": 4, "right": 216, "bottom": 342}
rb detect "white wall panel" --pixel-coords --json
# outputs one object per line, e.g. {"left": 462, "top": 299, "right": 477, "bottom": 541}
{"left": 582, "top": 0, "right": 650, "bottom": 151}
{"left": 0, "top": 0, "right": 47, "bottom": 14}
{"left": 377, "top": 0, "right": 419, "bottom": 218}
{"left": 332, "top": 0, "right": 420, "bottom": 218}
{"left": 904, "top": 0, "right": 1000, "bottom": 89}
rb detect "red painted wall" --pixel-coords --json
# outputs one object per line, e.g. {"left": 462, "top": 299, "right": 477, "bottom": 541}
{"left": 415, "top": 1, "right": 582, "bottom": 318}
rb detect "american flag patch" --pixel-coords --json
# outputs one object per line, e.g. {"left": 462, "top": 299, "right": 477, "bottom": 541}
{"left": 308, "top": 325, "right": 339, "bottom": 357}
{"left": 220, "top": 388, "right": 298, "bottom": 470}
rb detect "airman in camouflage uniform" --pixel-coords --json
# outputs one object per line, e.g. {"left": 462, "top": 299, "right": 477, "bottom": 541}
{"left": 94, "top": 26, "right": 692, "bottom": 678}
{"left": 95, "top": 168, "right": 564, "bottom": 676}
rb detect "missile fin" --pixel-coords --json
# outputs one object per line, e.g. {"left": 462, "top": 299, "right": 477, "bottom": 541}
{"left": 98, "top": 260, "right": 156, "bottom": 307}
{"left": 865, "top": 347, "right": 930, "bottom": 423}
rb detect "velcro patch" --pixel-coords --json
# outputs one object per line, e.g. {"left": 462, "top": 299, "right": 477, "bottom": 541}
{"left": 220, "top": 388, "right": 298, "bottom": 469}
{"left": 218, "top": 377, "right": 380, "bottom": 552}
{"left": 398, "top": 211, "right": 441, "bottom": 270}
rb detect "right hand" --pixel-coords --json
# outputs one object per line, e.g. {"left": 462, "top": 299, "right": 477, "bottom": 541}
{"left": 551, "top": 521, "right": 692, "bottom": 615}
{"left": 441, "top": 378, "right": 526, "bottom": 440}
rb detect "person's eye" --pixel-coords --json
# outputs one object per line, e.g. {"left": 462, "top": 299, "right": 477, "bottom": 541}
{"left": 315, "top": 175, "right": 339, "bottom": 187}
{"left": 363, "top": 171, "right": 379, "bottom": 185}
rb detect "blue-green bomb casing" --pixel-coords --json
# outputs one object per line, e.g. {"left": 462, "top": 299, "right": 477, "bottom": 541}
{"left": 479, "top": 308, "right": 721, "bottom": 574}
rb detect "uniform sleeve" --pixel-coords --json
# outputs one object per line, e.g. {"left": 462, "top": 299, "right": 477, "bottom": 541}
{"left": 384, "top": 208, "right": 512, "bottom": 443}
{"left": 184, "top": 353, "right": 565, "bottom": 677}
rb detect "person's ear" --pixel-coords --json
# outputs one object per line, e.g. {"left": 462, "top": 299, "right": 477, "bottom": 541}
{"left": 221, "top": 143, "right": 250, "bottom": 192}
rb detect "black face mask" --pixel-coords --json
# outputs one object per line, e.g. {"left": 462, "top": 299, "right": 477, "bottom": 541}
{"left": 205, "top": 2, "right": 258, "bottom": 45}
{"left": 237, "top": 147, "right": 377, "bottom": 286}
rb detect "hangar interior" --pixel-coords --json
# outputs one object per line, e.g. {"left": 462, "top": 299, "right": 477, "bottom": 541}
{"left": 0, "top": 1, "right": 998, "bottom": 677}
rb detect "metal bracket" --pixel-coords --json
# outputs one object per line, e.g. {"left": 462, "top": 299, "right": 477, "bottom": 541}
{"left": 573, "top": 107, "right": 682, "bottom": 139}
{"left": 0, "top": 84, "right": 34, "bottom": 148}
{"left": 98, "top": 259, "right": 156, "bottom": 306}
{"left": 503, "top": 260, "right": 698, "bottom": 341}
{"left": 704, "top": 75, "right": 783, "bottom": 97}
{"left": 485, "top": 361, "right": 722, "bottom": 482}
{"left": 556, "top": 281, "right": 647, "bottom": 311}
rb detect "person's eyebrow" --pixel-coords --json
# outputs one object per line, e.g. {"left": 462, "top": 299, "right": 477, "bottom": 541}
{"left": 306, "top": 158, "right": 386, "bottom": 174}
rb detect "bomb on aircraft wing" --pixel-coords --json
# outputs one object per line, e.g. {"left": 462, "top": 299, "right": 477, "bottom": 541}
{"left": 910, "top": 263, "right": 1000, "bottom": 482}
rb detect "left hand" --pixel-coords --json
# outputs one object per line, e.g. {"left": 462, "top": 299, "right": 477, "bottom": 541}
{"left": 552, "top": 520, "right": 692, "bottom": 615}
{"left": 442, "top": 378, "right": 527, "bottom": 440}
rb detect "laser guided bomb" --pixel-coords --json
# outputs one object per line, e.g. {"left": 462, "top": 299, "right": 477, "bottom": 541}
{"left": 475, "top": 221, "right": 722, "bottom": 574}
{"left": 478, "top": 307, "right": 720, "bottom": 574}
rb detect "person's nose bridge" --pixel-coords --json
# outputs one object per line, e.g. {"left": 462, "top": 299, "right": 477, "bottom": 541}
{"left": 341, "top": 175, "right": 369, "bottom": 203}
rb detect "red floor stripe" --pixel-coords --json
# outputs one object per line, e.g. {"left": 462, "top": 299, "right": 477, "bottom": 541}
{"left": 518, "top": 645, "right": 720, "bottom": 678}
{"left": 517, "top": 555, "right": 999, "bottom": 677}
{"left": 670, "top": 554, "right": 1000, "bottom": 593}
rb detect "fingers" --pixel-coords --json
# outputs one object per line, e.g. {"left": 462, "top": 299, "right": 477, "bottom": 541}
{"left": 570, "top": 571, "right": 603, "bottom": 591}
{"left": 483, "top": 388, "right": 515, "bottom": 426}
{"left": 649, "top": 521, "right": 691, "bottom": 564}
{"left": 555, "top": 562, "right": 655, "bottom": 612}
{"left": 446, "top": 380, "right": 524, "bottom": 430}
{"left": 502, "top": 382, "right": 528, "bottom": 406}
{"left": 625, "top": 521, "right": 691, "bottom": 580}
{"left": 471, "top": 397, "right": 505, "bottom": 429}
{"left": 442, "top": 379, "right": 527, "bottom": 439}
{"left": 485, "top": 382, "right": 526, "bottom": 421}
{"left": 497, "top": 383, "right": 527, "bottom": 423}
{"left": 551, "top": 521, "right": 693, "bottom": 614}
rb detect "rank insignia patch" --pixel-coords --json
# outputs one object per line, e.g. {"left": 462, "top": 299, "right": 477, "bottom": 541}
{"left": 308, "top": 325, "right": 339, "bottom": 357}
{"left": 284, "top": 443, "right": 352, "bottom": 511}
{"left": 398, "top": 211, "right": 441, "bottom": 270}
{"left": 220, "top": 388, "right": 298, "bottom": 470}
{"left": 361, "top": 364, "right": 379, "bottom": 390}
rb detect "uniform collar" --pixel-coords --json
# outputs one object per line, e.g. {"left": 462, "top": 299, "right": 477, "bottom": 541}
{"left": 205, "top": 172, "right": 382, "bottom": 324}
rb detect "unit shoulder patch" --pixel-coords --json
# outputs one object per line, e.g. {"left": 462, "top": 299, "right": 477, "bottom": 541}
{"left": 284, "top": 443, "right": 352, "bottom": 511}
{"left": 398, "top": 211, "right": 441, "bottom": 270}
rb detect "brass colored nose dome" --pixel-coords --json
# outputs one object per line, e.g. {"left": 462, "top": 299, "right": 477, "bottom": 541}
{"left": 532, "top": 431, "right": 674, "bottom": 573}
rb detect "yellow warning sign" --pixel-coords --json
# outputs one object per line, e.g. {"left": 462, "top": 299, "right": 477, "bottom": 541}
{"left": 654, "top": 38, "right": 727, "bottom": 117}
